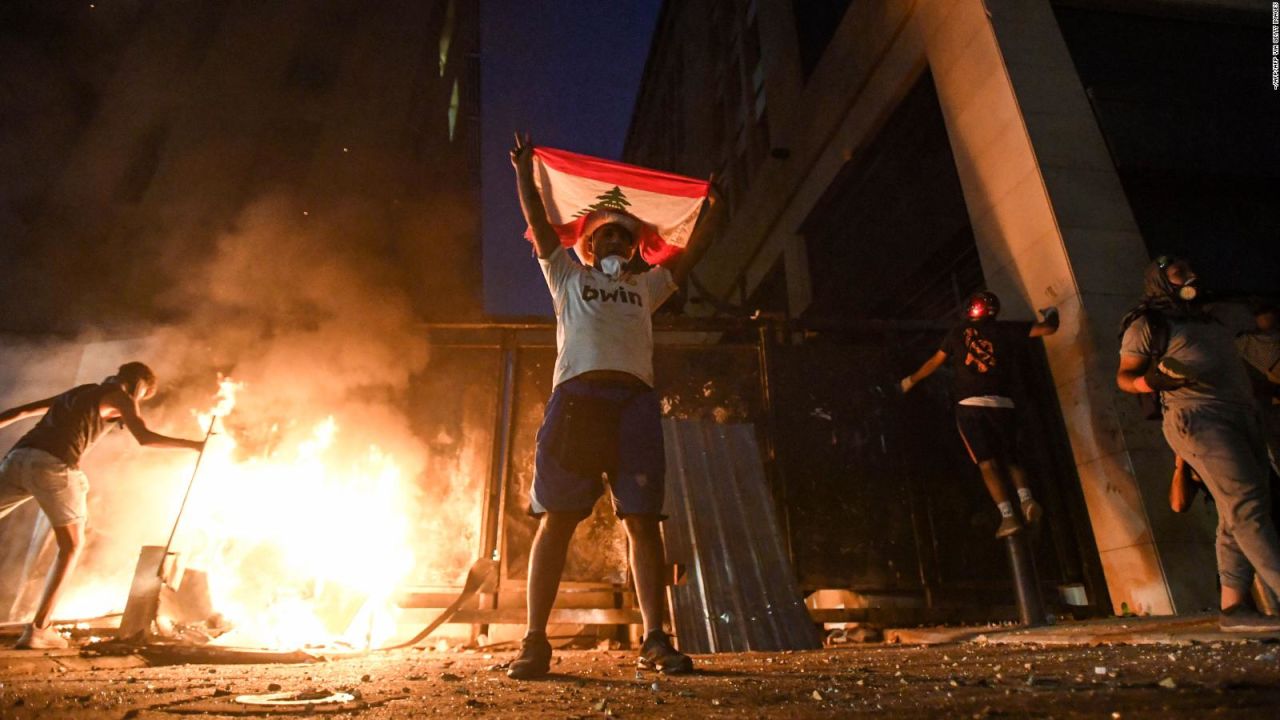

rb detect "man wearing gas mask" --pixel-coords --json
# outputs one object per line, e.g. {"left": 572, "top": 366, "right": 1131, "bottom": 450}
{"left": 505, "top": 133, "right": 717, "bottom": 679}
{"left": 1118, "top": 256, "right": 1280, "bottom": 632}
{"left": 900, "top": 291, "right": 1060, "bottom": 539}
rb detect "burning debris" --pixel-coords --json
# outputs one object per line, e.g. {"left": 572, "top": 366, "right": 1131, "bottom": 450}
{"left": 74, "top": 377, "right": 423, "bottom": 653}
{"left": 0, "top": 197, "right": 489, "bottom": 654}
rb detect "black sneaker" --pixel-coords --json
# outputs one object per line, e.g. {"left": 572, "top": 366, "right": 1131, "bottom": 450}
{"left": 1219, "top": 605, "right": 1280, "bottom": 633}
{"left": 506, "top": 632, "right": 552, "bottom": 680}
{"left": 637, "top": 631, "right": 693, "bottom": 674}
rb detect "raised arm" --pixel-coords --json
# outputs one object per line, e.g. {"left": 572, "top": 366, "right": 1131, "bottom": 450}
{"left": 665, "top": 179, "right": 723, "bottom": 288}
{"left": 100, "top": 389, "right": 204, "bottom": 451}
{"left": 900, "top": 350, "right": 948, "bottom": 394}
{"left": 511, "top": 133, "right": 561, "bottom": 259}
{"left": 0, "top": 396, "right": 57, "bottom": 431}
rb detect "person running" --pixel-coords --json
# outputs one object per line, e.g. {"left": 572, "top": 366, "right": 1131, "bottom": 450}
{"left": 900, "top": 291, "right": 1060, "bottom": 538}
{"left": 1118, "top": 256, "right": 1280, "bottom": 632}
{"left": 504, "top": 133, "right": 716, "bottom": 680}
{"left": 0, "top": 362, "right": 205, "bottom": 649}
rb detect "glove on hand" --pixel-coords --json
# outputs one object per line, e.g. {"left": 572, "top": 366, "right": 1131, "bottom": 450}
{"left": 1038, "top": 306, "right": 1060, "bottom": 330}
{"left": 1144, "top": 364, "right": 1189, "bottom": 392}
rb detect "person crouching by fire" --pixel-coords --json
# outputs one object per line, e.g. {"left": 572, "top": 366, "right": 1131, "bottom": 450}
{"left": 505, "top": 133, "right": 717, "bottom": 680}
{"left": 0, "top": 362, "right": 206, "bottom": 649}
{"left": 899, "top": 292, "right": 1060, "bottom": 539}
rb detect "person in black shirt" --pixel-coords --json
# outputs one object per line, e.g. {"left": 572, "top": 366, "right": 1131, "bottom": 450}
{"left": 900, "top": 292, "right": 1060, "bottom": 538}
{"left": 0, "top": 362, "right": 205, "bottom": 649}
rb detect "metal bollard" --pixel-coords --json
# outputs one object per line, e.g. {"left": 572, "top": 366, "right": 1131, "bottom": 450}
{"left": 1003, "top": 531, "right": 1046, "bottom": 627}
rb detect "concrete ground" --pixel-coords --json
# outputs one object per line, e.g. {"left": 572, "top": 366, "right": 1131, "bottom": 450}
{"left": 1, "top": 615, "right": 1278, "bottom": 718}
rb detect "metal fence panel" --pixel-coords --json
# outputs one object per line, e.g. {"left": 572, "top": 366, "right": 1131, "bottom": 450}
{"left": 663, "top": 419, "right": 820, "bottom": 653}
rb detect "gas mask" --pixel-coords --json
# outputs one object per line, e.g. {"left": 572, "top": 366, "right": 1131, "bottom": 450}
{"left": 1176, "top": 278, "right": 1198, "bottom": 301}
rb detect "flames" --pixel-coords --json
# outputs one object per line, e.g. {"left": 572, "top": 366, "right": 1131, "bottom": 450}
{"left": 176, "top": 379, "right": 417, "bottom": 649}
{"left": 62, "top": 377, "right": 428, "bottom": 651}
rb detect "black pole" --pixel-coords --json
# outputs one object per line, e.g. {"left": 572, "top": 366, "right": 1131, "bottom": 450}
{"left": 1004, "top": 531, "right": 1046, "bottom": 626}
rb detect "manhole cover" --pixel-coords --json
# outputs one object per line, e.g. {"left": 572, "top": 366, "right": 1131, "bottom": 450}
{"left": 235, "top": 691, "right": 356, "bottom": 706}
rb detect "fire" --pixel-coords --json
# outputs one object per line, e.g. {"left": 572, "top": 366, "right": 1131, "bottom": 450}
{"left": 170, "top": 378, "right": 417, "bottom": 649}
{"left": 55, "top": 377, "right": 427, "bottom": 651}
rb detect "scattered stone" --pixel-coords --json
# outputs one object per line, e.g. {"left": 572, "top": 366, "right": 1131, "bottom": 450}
{"left": 267, "top": 683, "right": 282, "bottom": 692}
{"left": 1094, "top": 667, "right": 1107, "bottom": 676}
{"left": 441, "top": 673, "right": 463, "bottom": 682}
{"left": 1158, "top": 677, "right": 1178, "bottom": 689}
{"left": 361, "top": 674, "right": 372, "bottom": 682}
{"left": 811, "top": 690, "right": 824, "bottom": 701}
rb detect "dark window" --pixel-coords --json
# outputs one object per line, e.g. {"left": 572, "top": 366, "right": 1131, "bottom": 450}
{"left": 792, "top": 0, "right": 854, "bottom": 79}
{"left": 800, "top": 72, "right": 976, "bottom": 321}
{"left": 1053, "top": 5, "right": 1280, "bottom": 294}
{"left": 747, "top": 257, "right": 789, "bottom": 317}
{"left": 282, "top": 3, "right": 358, "bottom": 93}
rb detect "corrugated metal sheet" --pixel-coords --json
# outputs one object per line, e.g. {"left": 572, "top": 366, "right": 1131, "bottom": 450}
{"left": 662, "top": 419, "right": 820, "bottom": 653}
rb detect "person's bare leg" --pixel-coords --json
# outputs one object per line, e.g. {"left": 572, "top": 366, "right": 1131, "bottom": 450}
{"left": 1007, "top": 462, "right": 1043, "bottom": 525}
{"left": 622, "top": 515, "right": 666, "bottom": 636}
{"left": 525, "top": 513, "right": 581, "bottom": 632}
{"left": 31, "top": 522, "right": 83, "bottom": 628}
{"left": 976, "top": 460, "right": 1011, "bottom": 506}
{"left": 1007, "top": 463, "right": 1031, "bottom": 493}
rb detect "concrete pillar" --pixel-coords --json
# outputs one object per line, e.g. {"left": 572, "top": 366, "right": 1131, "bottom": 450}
{"left": 914, "top": 0, "right": 1217, "bottom": 614}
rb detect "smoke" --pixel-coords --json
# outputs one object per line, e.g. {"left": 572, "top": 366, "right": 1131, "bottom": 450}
{"left": 0, "top": 2, "right": 486, "bottom": 637}
{"left": 0, "top": 195, "right": 485, "bottom": 644}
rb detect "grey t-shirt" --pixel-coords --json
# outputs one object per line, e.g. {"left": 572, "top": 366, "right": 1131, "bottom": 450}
{"left": 1236, "top": 332, "right": 1280, "bottom": 382}
{"left": 1120, "top": 302, "right": 1256, "bottom": 412}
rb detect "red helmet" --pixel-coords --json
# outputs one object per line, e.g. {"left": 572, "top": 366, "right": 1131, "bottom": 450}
{"left": 966, "top": 291, "right": 1000, "bottom": 321}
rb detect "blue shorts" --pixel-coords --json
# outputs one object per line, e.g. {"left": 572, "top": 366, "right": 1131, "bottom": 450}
{"left": 531, "top": 375, "right": 666, "bottom": 519}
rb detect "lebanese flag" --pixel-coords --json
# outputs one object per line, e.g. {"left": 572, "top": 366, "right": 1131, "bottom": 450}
{"left": 529, "top": 147, "right": 710, "bottom": 266}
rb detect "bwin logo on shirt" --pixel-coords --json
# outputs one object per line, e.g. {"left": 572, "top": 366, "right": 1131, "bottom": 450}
{"left": 581, "top": 285, "right": 643, "bottom": 307}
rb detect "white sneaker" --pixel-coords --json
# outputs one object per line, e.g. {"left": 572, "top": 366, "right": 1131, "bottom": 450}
{"left": 15, "top": 623, "right": 69, "bottom": 650}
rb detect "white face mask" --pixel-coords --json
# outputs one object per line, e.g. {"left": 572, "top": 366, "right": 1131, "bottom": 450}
{"left": 599, "top": 255, "right": 625, "bottom": 279}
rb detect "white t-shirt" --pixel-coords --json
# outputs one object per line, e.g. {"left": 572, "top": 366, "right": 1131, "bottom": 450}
{"left": 539, "top": 246, "right": 677, "bottom": 388}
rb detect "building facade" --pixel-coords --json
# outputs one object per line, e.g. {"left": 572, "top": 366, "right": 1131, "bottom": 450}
{"left": 626, "top": 0, "right": 1275, "bottom": 615}
{"left": 0, "top": 0, "right": 481, "bottom": 333}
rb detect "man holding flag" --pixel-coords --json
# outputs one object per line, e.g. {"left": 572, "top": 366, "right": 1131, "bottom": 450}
{"left": 506, "top": 133, "right": 717, "bottom": 680}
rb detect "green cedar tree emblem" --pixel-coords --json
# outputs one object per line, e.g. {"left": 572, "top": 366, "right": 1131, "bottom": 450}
{"left": 574, "top": 186, "right": 631, "bottom": 216}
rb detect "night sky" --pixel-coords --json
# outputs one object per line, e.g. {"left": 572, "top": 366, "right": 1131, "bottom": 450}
{"left": 480, "top": 0, "right": 663, "bottom": 317}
